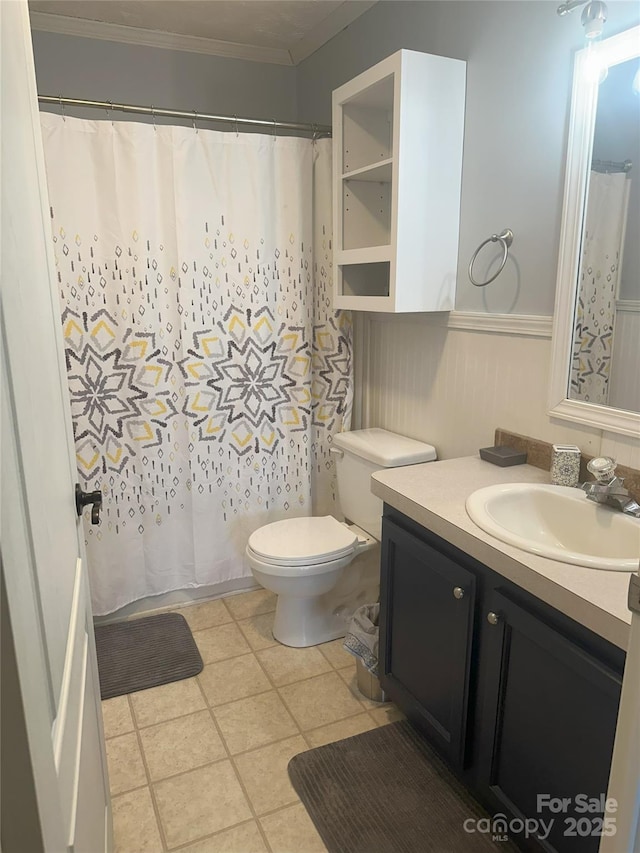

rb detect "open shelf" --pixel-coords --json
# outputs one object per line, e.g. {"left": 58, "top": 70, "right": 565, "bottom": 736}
{"left": 333, "top": 49, "right": 465, "bottom": 312}
{"left": 336, "top": 246, "right": 391, "bottom": 265}
{"left": 343, "top": 179, "right": 391, "bottom": 250}
{"left": 339, "top": 262, "right": 390, "bottom": 299}
{"left": 342, "top": 74, "right": 394, "bottom": 173}
{"left": 342, "top": 158, "right": 393, "bottom": 182}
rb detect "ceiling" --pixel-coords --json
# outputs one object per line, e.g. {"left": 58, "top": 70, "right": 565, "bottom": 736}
{"left": 28, "top": 0, "right": 376, "bottom": 65}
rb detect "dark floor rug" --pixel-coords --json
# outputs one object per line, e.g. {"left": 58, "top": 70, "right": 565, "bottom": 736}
{"left": 95, "top": 612, "right": 203, "bottom": 700}
{"left": 288, "top": 719, "right": 518, "bottom": 853}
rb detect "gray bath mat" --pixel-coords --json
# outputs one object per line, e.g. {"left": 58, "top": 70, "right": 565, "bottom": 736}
{"left": 95, "top": 612, "right": 203, "bottom": 700}
{"left": 288, "top": 719, "right": 517, "bottom": 853}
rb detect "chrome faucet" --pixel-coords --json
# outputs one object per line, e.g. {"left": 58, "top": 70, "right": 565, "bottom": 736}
{"left": 581, "top": 457, "right": 640, "bottom": 518}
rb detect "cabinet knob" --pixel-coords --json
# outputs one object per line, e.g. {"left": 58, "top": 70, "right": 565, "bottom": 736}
{"left": 453, "top": 586, "right": 465, "bottom": 600}
{"left": 487, "top": 612, "right": 500, "bottom": 626}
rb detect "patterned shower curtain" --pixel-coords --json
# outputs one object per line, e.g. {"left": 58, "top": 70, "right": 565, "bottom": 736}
{"left": 40, "top": 114, "right": 352, "bottom": 615}
{"left": 571, "top": 170, "right": 631, "bottom": 405}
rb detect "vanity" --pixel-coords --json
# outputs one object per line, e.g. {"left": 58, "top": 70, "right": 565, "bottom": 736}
{"left": 372, "top": 457, "right": 632, "bottom": 853}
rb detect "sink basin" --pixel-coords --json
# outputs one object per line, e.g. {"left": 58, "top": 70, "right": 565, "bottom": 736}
{"left": 466, "top": 483, "right": 640, "bottom": 571}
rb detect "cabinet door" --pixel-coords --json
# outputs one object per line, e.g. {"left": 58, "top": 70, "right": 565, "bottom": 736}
{"left": 380, "top": 519, "right": 476, "bottom": 766}
{"left": 479, "top": 591, "right": 622, "bottom": 853}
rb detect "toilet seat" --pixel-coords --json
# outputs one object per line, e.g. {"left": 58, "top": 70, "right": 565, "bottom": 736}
{"left": 246, "top": 547, "right": 355, "bottom": 579}
{"left": 247, "top": 515, "right": 358, "bottom": 568}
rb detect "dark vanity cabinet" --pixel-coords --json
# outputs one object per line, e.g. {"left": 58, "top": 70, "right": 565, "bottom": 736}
{"left": 380, "top": 520, "right": 476, "bottom": 766}
{"left": 379, "top": 509, "right": 625, "bottom": 853}
{"left": 478, "top": 591, "right": 623, "bottom": 853}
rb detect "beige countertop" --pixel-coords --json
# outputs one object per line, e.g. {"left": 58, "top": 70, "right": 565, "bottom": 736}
{"left": 371, "top": 456, "right": 634, "bottom": 651}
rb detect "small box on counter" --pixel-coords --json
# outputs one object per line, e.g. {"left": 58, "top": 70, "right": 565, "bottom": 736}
{"left": 479, "top": 445, "right": 528, "bottom": 467}
{"left": 550, "top": 444, "right": 581, "bottom": 487}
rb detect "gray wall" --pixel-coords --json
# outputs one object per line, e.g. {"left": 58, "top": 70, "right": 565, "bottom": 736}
{"left": 297, "top": 0, "right": 640, "bottom": 315}
{"left": 32, "top": 3, "right": 640, "bottom": 314}
{"left": 32, "top": 30, "right": 298, "bottom": 128}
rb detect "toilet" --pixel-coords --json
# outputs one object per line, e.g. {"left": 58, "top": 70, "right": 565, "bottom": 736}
{"left": 246, "top": 428, "right": 437, "bottom": 647}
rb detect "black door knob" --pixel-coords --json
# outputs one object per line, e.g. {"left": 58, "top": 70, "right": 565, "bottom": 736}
{"left": 75, "top": 484, "right": 102, "bottom": 525}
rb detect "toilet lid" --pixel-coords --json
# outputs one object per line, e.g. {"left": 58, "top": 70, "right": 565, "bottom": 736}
{"left": 247, "top": 516, "right": 358, "bottom": 566}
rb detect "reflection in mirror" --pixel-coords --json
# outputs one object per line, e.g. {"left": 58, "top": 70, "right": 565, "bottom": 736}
{"left": 570, "top": 57, "right": 640, "bottom": 412}
{"left": 550, "top": 24, "right": 639, "bottom": 437}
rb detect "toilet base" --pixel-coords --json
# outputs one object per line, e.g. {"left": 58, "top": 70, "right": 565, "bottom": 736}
{"left": 271, "top": 543, "right": 381, "bottom": 648}
{"left": 272, "top": 594, "right": 348, "bottom": 647}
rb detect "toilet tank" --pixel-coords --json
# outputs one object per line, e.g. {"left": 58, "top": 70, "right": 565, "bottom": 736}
{"left": 332, "top": 428, "right": 437, "bottom": 540}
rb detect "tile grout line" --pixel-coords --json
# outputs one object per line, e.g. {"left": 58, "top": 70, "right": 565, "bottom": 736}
{"left": 193, "top": 671, "right": 276, "bottom": 853}
{"left": 246, "top": 638, "right": 359, "bottom": 753}
{"left": 192, "top": 610, "right": 340, "bottom": 846}
{"left": 240, "top": 641, "right": 320, "bottom": 763}
{"left": 120, "top": 599, "right": 390, "bottom": 846}
{"left": 102, "top": 692, "right": 137, "bottom": 740}
{"left": 107, "top": 603, "right": 394, "bottom": 853}
{"left": 235, "top": 614, "right": 279, "bottom": 649}
{"left": 224, "top": 600, "right": 277, "bottom": 624}
{"left": 130, "top": 706, "right": 171, "bottom": 852}
{"left": 126, "top": 683, "right": 371, "bottom": 769}
{"left": 193, "top": 604, "right": 377, "bottom": 742}
{"left": 131, "top": 751, "right": 231, "bottom": 788}
{"left": 167, "top": 817, "right": 261, "bottom": 852}
{"left": 255, "top": 651, "right": 333, "bottom": 686}
{"left": 109, "top": 698, "right": 381, "bottom": 767}
{"left": 104, "top": 596, "right": 366, "bottom": 852}
{"left": 128, "top": 700, "right": 214, "bottom": 732}
{"left": 255, "top": 651, "right": 377, "bottom": 748}
{"left": 275, "top": 668, "right": 367, "bottom": 734}
{"left": 109, "top": 780, "right": 150, "bottom": 800}
{"left": 134, "top": 704, "right": 211, "bottom": 737}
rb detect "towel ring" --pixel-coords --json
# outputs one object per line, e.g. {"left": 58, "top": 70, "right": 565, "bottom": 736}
{"left": 468, "top": 228, "right": 514, "bottom": 287}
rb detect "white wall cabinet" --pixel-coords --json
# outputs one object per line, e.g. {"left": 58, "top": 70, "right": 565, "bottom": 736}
{"left": 332, "top": 49, "right": 466, "bottom": 312}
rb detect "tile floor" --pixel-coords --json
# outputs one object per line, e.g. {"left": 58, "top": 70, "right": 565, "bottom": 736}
{"left": 103, "top": 589, "right": 405, "bottom": 853}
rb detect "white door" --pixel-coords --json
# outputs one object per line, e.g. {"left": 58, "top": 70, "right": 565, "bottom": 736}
{"left": 1, "top": 1, "right": 112, "bottom": 850}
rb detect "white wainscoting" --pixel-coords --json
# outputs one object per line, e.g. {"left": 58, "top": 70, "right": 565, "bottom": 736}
{"left": 609, "top": 302, "right": 640, "bottom": 415}
{"left": 354, "top": 311, "right": 622, "bottom": 464}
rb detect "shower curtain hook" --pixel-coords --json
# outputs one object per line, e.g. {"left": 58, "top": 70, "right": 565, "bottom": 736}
{"left": 59, "top": 94, "right": 66, "bottom": 122}
{"left": 234, "top": 115, "right": 239, "bottom": 137}
{"left": 108, "top": 99, "right": 115, "bottom": 127}
{"left": 151, "top": 105, "right": 156, "bottom": 131}
{"left": 312, "top": 123, "right": 318, "bottom": 144}
{"left": 273, "top": 119, "right": 277, "bottom": 140}
{"left": 193, "top": 110, "right": 198, "bottom": 134}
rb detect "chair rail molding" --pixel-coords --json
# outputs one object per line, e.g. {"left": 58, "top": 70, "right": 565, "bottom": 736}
{"left": 369, "top": 311, "right": 553, "bottom": 338}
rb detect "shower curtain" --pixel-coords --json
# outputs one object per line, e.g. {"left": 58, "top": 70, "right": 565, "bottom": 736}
{"left": 40, "top": 114, "right": 352, "bottom": 615}
{"left": 571, "top": 170, "right": 631, "bottom": 405}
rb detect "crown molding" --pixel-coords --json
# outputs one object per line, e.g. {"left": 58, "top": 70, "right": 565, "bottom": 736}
{"left": 29, "top": 11, "right": 294, "bottom": 66}
{"left": 289, "top": 1, "right": 377, "bottom": 65}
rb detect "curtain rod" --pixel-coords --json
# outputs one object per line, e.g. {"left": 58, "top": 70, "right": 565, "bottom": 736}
{"left": 38, "top": 95, "right": 332, "bottom": 138}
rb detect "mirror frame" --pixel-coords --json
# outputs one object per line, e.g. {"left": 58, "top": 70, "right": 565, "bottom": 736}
{"left": 549, "top": 25, "right": 640, "bottom": 438}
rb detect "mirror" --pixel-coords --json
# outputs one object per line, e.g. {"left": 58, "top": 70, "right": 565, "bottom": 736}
{"left": 550, "top": 25, "right": 640, "bottom": 437}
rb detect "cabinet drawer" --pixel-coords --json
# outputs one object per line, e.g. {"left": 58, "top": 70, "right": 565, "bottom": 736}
{"left": 380, "top": 519, "right": 476, "bottom": 767}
